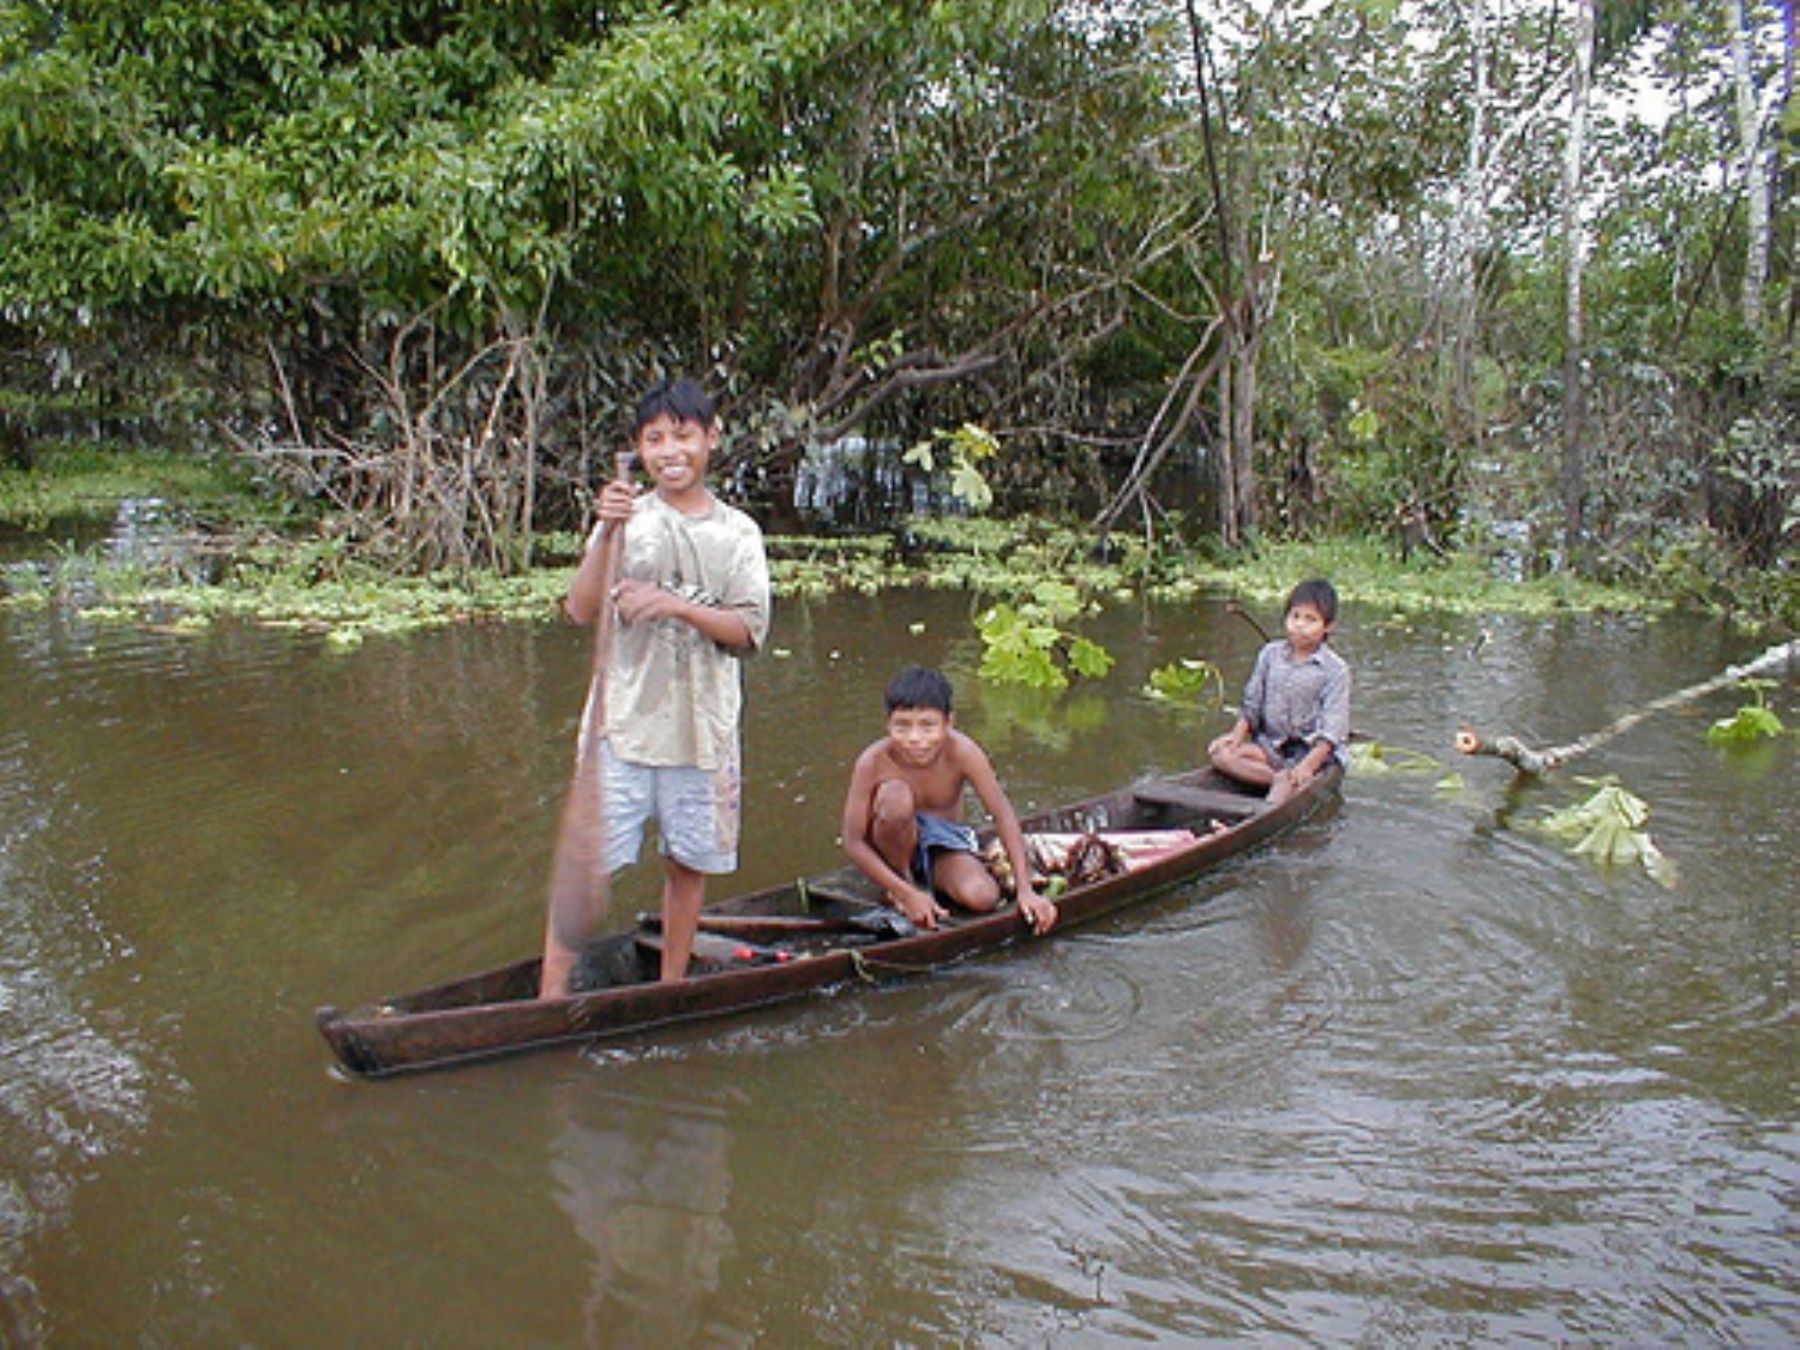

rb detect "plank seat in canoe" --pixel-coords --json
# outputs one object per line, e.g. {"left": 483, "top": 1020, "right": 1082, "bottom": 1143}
{"left": 1131, "top": 779, "right": 1263, "bottom": 821}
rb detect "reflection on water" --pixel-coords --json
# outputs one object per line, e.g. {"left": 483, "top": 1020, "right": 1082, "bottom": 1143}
{"left": 0, "top": 586, "right": 1795, "bottom": 1344}
{"left": 788, "top": 435, "right": 924, "bottom": 529}
{"left": 551, "top": 1087, "right": 735, "bottom": 1345}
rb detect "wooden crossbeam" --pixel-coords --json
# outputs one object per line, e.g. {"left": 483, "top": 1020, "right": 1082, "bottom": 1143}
{"left": 1132, "top": 780, "right": 1262, "bottom": 819}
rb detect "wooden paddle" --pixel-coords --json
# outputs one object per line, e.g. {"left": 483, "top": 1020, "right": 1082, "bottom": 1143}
{"left": 539, "top": 453, "right": 632, "bottom": 998}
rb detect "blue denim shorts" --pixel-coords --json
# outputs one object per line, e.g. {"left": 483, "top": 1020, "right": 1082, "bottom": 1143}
{"left": 913, "top": 813, "right": 980, "bottom": 890}
{"left": 599, "top": 740, "right": 740, "bottom": 875}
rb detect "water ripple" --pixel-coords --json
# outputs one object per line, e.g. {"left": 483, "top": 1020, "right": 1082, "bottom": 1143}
{"left": 946, "top": 947, "right": 1145, "bottom": 1044}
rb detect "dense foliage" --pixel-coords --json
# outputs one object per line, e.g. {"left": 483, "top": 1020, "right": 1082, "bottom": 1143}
{"left": 1, "top": 1, "right": 1793, "bottom": 619}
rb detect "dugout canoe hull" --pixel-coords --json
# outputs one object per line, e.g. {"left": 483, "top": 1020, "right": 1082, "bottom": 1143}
{"left": 316, "top": 764, "right": 1341, "bottom": 1078}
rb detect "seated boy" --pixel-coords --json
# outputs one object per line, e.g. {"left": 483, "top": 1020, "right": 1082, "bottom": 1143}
{"left": 842, "top": 666, "right": 1056, "bottom": 934}
{"left": 1208, "top": 577, "right": 1351, "bottom": 805}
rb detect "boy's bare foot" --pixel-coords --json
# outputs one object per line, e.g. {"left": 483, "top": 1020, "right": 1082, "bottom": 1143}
{"left": 1267, "top": 769, "right": 1294, "bottom": 806}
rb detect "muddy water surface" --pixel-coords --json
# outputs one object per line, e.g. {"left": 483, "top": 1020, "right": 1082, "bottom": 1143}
{"left": 1, "top": 584, "right": 1794, "bottom": 1344}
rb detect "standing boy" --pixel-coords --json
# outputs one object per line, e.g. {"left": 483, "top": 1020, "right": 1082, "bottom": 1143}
{"left": 841, "top": 666, "right": 1057, "bottom": 934}
{"left": 541, "top": 377, "right": 771, "bottom": 996}
{"left": 1208, "top": 578, "right": 1350, "bottom": 805}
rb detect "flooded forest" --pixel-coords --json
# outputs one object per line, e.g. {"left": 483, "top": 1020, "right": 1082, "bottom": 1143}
{"left": 2, "top": 2, "right": 1796, "bottom": 1345}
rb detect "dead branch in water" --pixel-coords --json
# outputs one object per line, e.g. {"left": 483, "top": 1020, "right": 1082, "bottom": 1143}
{"left": 1454, "top": 639, "right": 1796, "bottom": 776}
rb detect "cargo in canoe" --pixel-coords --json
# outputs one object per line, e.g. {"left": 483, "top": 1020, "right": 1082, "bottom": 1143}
{"left": 316, "top": 763, "right": 1341, "bottom": 1078}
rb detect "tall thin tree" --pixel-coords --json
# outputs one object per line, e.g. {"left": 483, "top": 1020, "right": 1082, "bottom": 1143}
{"left": 1560, "top": 0, "right": 1596, "bottom": 564}
{"left": 1729, "top": 0, "right": 1782, "bottom": 334}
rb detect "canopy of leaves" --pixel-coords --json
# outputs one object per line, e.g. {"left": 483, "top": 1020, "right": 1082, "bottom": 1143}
{"left": 0, "top": 0, "right": 1790, "bottom": 605}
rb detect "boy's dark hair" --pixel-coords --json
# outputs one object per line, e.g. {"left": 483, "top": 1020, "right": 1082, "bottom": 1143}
{"left": 885, "top": 665, "right": 954, "bottom": 715}
{"left": 632, "top": 376, "right": 716, "bottom": 434}
{"left": 1286, "top": 578, "right": 1338, "bottom": 625}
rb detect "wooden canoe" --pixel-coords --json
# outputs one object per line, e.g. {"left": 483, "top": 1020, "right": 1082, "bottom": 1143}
{"left": 316, "top": 763, "right": 1341, "bottom": 1077}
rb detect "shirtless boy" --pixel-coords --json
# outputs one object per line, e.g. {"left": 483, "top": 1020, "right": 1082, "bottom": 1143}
{"left": 841, "top": 666, "right": 1056, "bottom": 934}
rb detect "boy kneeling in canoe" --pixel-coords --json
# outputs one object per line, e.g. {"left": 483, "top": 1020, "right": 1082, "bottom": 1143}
{"left": 841, "top": 666, "right": 1056, "bottom": 934}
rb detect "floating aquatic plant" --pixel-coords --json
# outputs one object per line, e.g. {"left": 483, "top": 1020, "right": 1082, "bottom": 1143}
{"left": 1705, "top": 679, "right": 1786, "bottom": 747}
{"left": 975, "top": 580, "right": 1114, "bottom": 691}
{"left": 1537, "top": 778, "right": 1677, "bottom": 887}
{"left": 1347, "top": 741, "right": 1440, "bottom": 775}
{"left": 1144, "top": 658, "right": 1224, "bottom": 708}
{"left": 1348, "top": 740, "right": 1462, "bottom": 793}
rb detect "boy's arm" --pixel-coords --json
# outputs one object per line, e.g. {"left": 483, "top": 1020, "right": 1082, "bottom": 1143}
{"left": 612, "top": 584, "right": 754, "bottom": 649}
{"left": 1210, "top": 644, "right": 1274, "bottom": 758}
{"left": 1237, "top": 645, "right": 1274, "bottom": 737}
{"left": 840, "top": 751, "right": 941, "bottom": 923}
{"left": 612, "top": 526, "right": 769, "bottom": 652}
{"left": 1288, "top": 738, "right": 1335, "bottom": 788}
{"left": 1292, "top": 661, "right": 1350, "bottom": 786}
{"left": 1318, "top": 659, "right": 1351, "bottom": 750}
{"left": 565, "top": 479, "right": 637, "bottom": 625}
{"left": 956, "top": 737, "right": 1057, "bottom": 934}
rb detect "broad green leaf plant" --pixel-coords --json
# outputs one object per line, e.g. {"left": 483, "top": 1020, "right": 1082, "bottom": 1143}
{"left": 1144, "top": 658, "right": 1224, "bottom": 708}
{"left": 975, "top": 585, "right": 1115, "bottom": 693}
{"left": 1537, "top": 779, "right": 1677, "bottom": 888}
{"left": 1705, "top": 679, "right": 1787, "bottom": 747}
{"left": 904, "top": 423, "right": 999, "bottom": 513}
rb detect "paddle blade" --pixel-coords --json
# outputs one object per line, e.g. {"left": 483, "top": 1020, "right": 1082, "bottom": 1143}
{"left": 544, "top": 744, "right": 608, "bottom": 953}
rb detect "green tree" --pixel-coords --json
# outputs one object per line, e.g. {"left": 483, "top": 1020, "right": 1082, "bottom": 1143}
{"left": 0, "top": 0, "right": 1789, "bottom": 602}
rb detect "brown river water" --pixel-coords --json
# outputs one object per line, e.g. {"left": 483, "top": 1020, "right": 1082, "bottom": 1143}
{"left": 1, "top": 562, "right": 1795, "bottom": 1344}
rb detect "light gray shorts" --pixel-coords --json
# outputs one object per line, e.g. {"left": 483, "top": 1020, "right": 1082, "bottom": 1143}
{"left": 599, "top": 740, "right": 740, "bottom": 875}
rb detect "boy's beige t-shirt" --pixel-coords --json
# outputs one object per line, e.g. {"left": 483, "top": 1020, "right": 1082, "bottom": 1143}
{"left": 583, "top": 491, "right": 770, "bottom": 772}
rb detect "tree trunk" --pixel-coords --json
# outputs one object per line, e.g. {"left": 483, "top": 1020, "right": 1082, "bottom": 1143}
{"left": 1453, "top": 0, "right": 1491, "bottom": 450}
{"left": 1184, "top": 0, "right": 1262, "bottom": 551}
{"left": 1558, "top": 0, "right": 1594, "bottom": 565}
{"left": 1226, "top": 316, "right": 1261, "bottom": 546}
{"left": 1729, "top": 0, "right": 1774, "bottom": 333}
{"left": 1786, "top": 1, "right": 1799, "bottom": 348}
{"left": 1216, "top": 330, "right": 1241, "bottom": 549}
